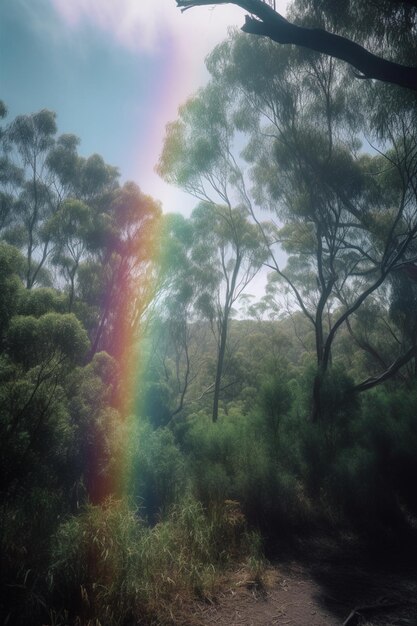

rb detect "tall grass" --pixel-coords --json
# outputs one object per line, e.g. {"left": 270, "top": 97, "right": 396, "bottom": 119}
{"left": 48, "top": 495, "right": 260, "bottom": 625}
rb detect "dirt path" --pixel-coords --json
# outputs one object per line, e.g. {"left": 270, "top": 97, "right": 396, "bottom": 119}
{"left": 193, "top": 564, "right": 337, "bottom": 625}
{"left": 189, "top": 542, "right": 417, "bottom": 626}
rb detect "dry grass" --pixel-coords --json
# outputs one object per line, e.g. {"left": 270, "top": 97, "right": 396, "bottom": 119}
{"left": 47, "top": 497, "right": 264, "bottom": 625}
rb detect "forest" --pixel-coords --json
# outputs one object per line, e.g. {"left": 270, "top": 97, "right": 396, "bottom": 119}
{"left": 1, "top": 0, "right": 417, "bottom": 624}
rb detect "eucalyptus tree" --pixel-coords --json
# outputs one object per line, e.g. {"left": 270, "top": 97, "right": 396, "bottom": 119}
{"left": 3, "top": 109, "right": 59, "bottom": 288}
{"left": 145, "top": 206, "right": 267, "bottom": 423}
{"left": 159, "top": 18, "right": 417, "bottom": 419}
{"left": 0, "top": 107, "right": 161, "bottom": 368}
{"left": 80, "top": 181, "right": 162, "bottom": 366}
{"left": 143, "top": 212, "right": 208, "bottom": 424}
{"left": 1, "top": 110, "right": 120, "bottom": 291}
{"left": 172, "top": 1, "right": 417, "bottom": 407}
{"left": 202, "top": 30, "right": 417, "bottom": 420}
{"left": 45, "top": 142, "right": 120, "bottom": 307}
{"left": 191, "top": 202, "right": 267, "bottom": 421}
{"left": 158, "top": 84, "right": 268, "bottom": 421}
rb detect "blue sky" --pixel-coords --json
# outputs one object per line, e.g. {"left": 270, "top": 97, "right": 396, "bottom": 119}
{"left": 1, "top": 0, "right": 289, "bottom": 216}
{"left": 1, "top": 0, "right": 289, "bottom": 303}
{"left": 1, "top": 1, "right": 157, "bottom": 177}
{"left": 0, "top": 0, "right": 258, "bottom": 214}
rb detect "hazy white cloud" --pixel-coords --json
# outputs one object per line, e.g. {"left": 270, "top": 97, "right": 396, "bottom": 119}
{"left": 47, "top": 0, "right": 289, "bottom": 213}
{"left": 50, "top": 0, "right": 288, "bottom": 57}
{"left": 48, "top": 1, "right": 245, "bottom": 140}
{"left": 49, "top": 0, "right": 289, "bottom": 106}
{"left": 50, "top": 0, "right": 241, "bottom": 53}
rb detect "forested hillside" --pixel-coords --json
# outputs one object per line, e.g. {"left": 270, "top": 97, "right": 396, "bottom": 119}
{"left": 1, "top": 0, "right": 417, "bottom": 623}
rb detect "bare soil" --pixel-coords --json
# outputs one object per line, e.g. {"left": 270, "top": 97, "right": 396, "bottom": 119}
{"left": 189, "top": 537, "right": 417, "bottom": 626}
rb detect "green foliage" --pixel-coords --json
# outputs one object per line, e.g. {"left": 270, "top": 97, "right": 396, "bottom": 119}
{"left": 259, "top": 375, "right": 292, "bottom": 438}
{"left": 132, "top": 424, "right": 187, "bottom": 523}
{"left": 2, "top": 19, "right": 417, "bottom": 623}
{"left": 284, "top": 373, "right": 417, "bottom": 531}
{"left": 9, "top": 109, "right": 57, "bottom": 160}
{"left": 0, "top": 243, "right": 24, "bottom": 336}
{"left": 290, "top": 366, "right": 359, "bottom": 497}
{"left": 184, "top": 410, "right": 305, "bottom": 534}
{"left": 334, "top": 386, "right": 417, "bottom": 528}
{"left": 0, "top": 309, "right": 90, "bottom": 496}
{"left": 49, "top": 496, "right": 256, "bottom": 624}
{"left": 142, "top": 380, "right": 172, "bottom": 428}
{"left": 17, "top": 287, "right": 67, "bottom": 317}
{"left": 7, "top": 312, "right": 89, "bottom": 368}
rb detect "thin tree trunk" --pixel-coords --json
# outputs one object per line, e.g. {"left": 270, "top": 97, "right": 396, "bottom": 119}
{"left": 212, "top": 311, "right": 229, "bottom": 422}
{"left": 212, "top": 249, "right": 242, "bottom": 423}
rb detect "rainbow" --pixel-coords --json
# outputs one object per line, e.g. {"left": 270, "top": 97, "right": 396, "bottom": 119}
{"left": 45, "top": 0, "right": 243, "bottom": 505}
{"left": 86, "top": 205, "right": 164, "bottom": 505}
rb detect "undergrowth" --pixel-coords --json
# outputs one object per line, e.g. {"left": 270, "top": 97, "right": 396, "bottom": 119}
{"left": 47, "top": 496, "right": 262, "bottom": 625}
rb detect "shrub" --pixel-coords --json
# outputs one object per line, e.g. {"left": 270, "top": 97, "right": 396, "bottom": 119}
{"left": 184, "top": 412, "right": 307, "bottom": 535}
{"left": 50, "top": 499, "right": 149, "bottom": 625}
{"left": 49, "top": 495, "right": 258, "bottom": 625}
{"left": 334, "top": 385, "right": 417, "bottom": 530}
{"left": 132, "top": 424, "right": 187, "bottom": 523}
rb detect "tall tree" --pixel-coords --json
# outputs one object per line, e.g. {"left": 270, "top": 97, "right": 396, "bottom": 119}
{"left": 5, "top": 110, "right": 58, "bottom": 287}
{"left": 82, "top": 182, "right": 161, "bottom": 366}
{"left": 143, "top": 213, "right": 207, "bottom": 424}
{"left": 191, "top": 202, "right": 267, "bottom": 421}
{"left": 1, "top": 110, "right": 120, "bottom": 292}
{"left": 160, "top": 29, "right": 417, "bottom": 419}
{"left": 191, "top": 29, "right": 417, "bottom": 419}
{"left": 159, "top": 84, "right": 268, "bottom": 421}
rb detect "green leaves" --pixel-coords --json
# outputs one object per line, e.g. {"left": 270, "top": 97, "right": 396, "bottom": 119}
{"left": 158, "top": 81, "right": 241, "bottom": 205}
{"left": 9, "top": 109, "right": 57, "bottom": 165}
{"left": 0, "top": 243, "right": 24, "bottom": 335}
{"left": 8, "top": 313, "right": 89, "bottom": 368}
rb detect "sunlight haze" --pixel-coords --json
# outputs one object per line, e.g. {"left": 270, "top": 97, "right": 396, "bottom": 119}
{"left": 1, "top": 0, "right": 288, "bottom": 214}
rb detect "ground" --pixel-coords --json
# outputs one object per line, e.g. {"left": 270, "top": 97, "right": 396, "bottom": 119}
{"left": 189, "top": 536, "right": 417, "bottom": 626}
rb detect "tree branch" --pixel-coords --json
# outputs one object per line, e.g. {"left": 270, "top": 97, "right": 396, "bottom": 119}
{"left": 176, "top": 0, "right": 417, "bottom": 91}
{"left": 354, "top": 345, "right": 416, "bottom": 392}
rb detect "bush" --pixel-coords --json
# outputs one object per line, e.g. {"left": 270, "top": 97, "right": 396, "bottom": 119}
{"left": 132, "top": 424, "right": 188, "bottom": 523}
{"left": 295, "top": 380, "right": 417, "bottom": 532}
{"left": 333, "top": 385, "right": 417, "bottom": 530}
{"left": 50, "top": 499, "right": 149, "bottom": 625}
{"left": 184, "top": 411, "right": 307, "bottom": 535}
{"left": 49, "top": 495, "right": 258, "bottom": 625}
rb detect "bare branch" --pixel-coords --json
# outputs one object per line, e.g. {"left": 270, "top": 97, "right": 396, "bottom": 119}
{"left": 176, "top": 0, "right": 417, "bottom": 91}
{"left": 354, "top": 345, "right": 416, "bottom": 392}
